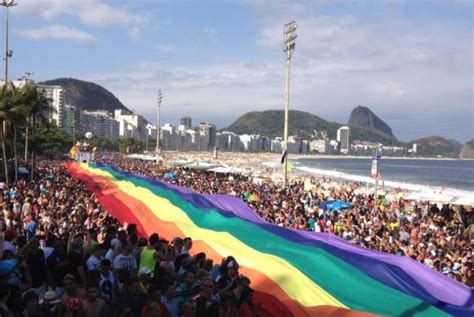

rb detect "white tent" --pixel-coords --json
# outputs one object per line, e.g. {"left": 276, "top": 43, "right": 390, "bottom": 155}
{"left": 126, "top": 154, "right": 162, "bottom": 161}
{"left": 207, "top": 166, "right": 247, "bottom": 174}
{"left": 404, "top": 192, "right": 454, "bottom": 203}
{"left": 450, "top": 195, "right": 474, "bottom": 206}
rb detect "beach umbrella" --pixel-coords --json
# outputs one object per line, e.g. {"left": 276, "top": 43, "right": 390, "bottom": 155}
{"left": 320, "top": 200, "right": 352, "bottom": 211}
{"left": 164, "top": 172, "right": 176, "bottom": 179}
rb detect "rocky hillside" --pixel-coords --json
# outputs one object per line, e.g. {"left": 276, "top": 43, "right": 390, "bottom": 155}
{"left": 223, "top": 110, "right": 399, "bottom": 145}
{"left": 40, "top": 78, "right": 130, "bottom": 113}
{"left": 410, "top": 136, "right": 462, "bottom": 158}
{"left": 348, "top": 105, "right": 394, "bottom": 137}
{"left": 459, "top": 139, "right": 474, "bottom": 159}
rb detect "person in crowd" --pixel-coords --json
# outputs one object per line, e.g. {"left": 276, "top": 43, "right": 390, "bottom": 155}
{"left": 193, "top": 277, "right": 219, "bottom": 317}
{"left": 160, "top": 279, "right": 178, "bottom": 317}
{"left": 58, "top": 273, "right": 86, "bottom": 317}
{"left": 175, "top": 271, "right": 199, "bottom": 308}
{"left": 82, "top": 283, "right": 107, "bottom": 317}
{"left": 86, "top": 244, "right": 105, "bottom": 272}
{"left": 139, "top": 233, "right": 161, "bottom": 277}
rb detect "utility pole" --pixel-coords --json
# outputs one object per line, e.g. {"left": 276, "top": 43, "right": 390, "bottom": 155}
{"left": 156, "top": 90, "right": 163, "bottom": 164}
{"left": 282, "top": 21, "right": 297, "bottom": 188}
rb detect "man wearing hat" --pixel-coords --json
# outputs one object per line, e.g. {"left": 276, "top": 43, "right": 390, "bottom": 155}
{"left": 39, "top": 289, "right": 61, "bottom": 316}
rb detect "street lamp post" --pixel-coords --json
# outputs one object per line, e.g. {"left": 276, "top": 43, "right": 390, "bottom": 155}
{"left": 282, "top": 21, "right": 297, "bottom": 188}
{"left": 156, "top": 90, "right": 163, "bottom": 164}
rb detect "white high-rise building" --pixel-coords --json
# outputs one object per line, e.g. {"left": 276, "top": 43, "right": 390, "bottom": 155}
{"left": 114, "top": 109, "right": 147, "bottom": 140}
{"left": 337, "top": 126, "right": 351, "bottom": 154}
{"left": 37, "top": 85, "right": 65, "bottom": 127}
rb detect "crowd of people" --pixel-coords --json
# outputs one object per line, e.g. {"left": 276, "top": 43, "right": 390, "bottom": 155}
{"left": 0, "top": 155, "right": 472, "bottom": 316}
{"left": 0, "top": 160, "right": 259, "bottom": 317}
{"left": 99, "top": 155, "right": 473, "bottom": 287}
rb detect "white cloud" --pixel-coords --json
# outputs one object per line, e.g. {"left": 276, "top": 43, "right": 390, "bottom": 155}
{"left": 46, "top": 1, "right": 470, "bottom": 142}
{"left": 17, "top": 25, "right": 96, "bottom": 44}
{"left": 15, "top": 0, "right": 149, "bottom": 40}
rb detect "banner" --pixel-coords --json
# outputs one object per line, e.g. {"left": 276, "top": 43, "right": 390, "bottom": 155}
{"left": 65, "top": 163, "right": 472, "bottom": 317}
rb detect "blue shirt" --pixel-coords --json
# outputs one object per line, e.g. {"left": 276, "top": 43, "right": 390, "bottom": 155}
{"left": 27, "top": 221, "right": 37, "bottom": 238}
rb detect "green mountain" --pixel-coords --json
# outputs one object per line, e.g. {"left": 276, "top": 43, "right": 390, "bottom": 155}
{"left": 459, "top": 139, "right": 474, "bottom": 159}
{"left": 39, "top": 78, "right": 130, "bottom": 113}
{"left": 409, "top": 136, "right": 462, "bottom": 158}
{"left": 223, "top": 110, "right": 399, "bottom": 145}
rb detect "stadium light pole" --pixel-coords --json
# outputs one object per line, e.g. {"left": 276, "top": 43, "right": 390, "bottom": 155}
{"left": 282, "top": 21, "right": 297, "bottom": 188}
{"left": 1, "top": 0, "right": 16, "bottom": 86}
{"left": 1, "top": 0, "right": 16, "bottom": 187}
{"left": 156, "top": 90, "right": 163, "bottom": 164}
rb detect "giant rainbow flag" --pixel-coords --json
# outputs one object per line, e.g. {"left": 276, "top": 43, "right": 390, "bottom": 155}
{"left": 66, "top": 163, "right": 473, "bottom": 317}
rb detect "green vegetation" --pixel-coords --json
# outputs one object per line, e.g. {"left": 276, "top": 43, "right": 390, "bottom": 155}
{"left": 223, "top": 110, "right": 399, "bottom": 145}
{"left": 408, "top": 136, "right": 462, "bottom": 158}
{"left": 34, "top": 124, "right": 73, "bottom": 157}
{"left": 0, "top": 82, "right": 54, "bottom": 186}
{"left": 40, "top": 78, "right": 129, "bottom": 113}
{"left": 459, "top": 139, "right": 474, "bottom": 159}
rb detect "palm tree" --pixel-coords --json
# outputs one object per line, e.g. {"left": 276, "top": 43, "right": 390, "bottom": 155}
{"left": 0, "top": 84, "right": 11, "bottom": 187}
{"left": 22, "top": 84, "right": 52, "bottom": 164}
{"left": 8, "top": 84, "right": 29, "bottom": 182}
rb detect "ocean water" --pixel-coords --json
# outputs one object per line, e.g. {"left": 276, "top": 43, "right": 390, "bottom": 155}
{"left": 294, "top": 158, "right": 474, "bottom": 192}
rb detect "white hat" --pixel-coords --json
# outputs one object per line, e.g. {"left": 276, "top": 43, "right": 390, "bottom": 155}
{"left": 39, "top": 290, "right": 60, "bottom": 304}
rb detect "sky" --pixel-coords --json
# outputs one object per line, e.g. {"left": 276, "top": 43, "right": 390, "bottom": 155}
{"left": 5, "top": 0, "right": 474, "bottom": 143}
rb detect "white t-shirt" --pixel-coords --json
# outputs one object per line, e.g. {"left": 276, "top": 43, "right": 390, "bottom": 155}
{"left": 86, "top": 255, "right": 102, "bottom": 271}
{"left": 113, "top": 254, "right": 137, "bottom": 272}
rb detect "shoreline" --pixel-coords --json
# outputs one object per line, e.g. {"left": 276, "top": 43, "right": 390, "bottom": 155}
{"left": 161, "top": 151, "right": 474, "bottom": 203}
{"left": 292, "top": 154, "right": 471, "bottom": 161}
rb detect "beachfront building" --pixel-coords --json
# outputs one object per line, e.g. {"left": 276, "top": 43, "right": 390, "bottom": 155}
{"left": 62, "top": 104, "right": 80, "bottom": 137}
{"left": 37, "top": 84, "right": 65, "bottom": 127}
{"left": 199, "top": 123, "right": 217, "bottom": 151}
{"left": 328, "top": 140, "right": 340, "bottom": 153}
{"left": 287, "top": 136, "right": 308, "bottom": 153}
{"left": 337, "top": 126, "right": 351, "bottom": 154}
{"left": 309, "top": 139, "right": 328, "bottom": 153}
{"left": 115, "top": 109, "right": 148, "bottom": 141}
{"left": 312, "top": 130, "right": 329, "bottom": 140}
{"left": 271, "top": 138, "right": 283, "bottom": 153}
{"left": 180, "top": 116, "right": 192, "bottom": 129}
{"left": 160, "top": 123, "right": 177, "bottom": 149}
{"left": 380, "top": 145, "right": 408, "bottom": 156}
{"left": 80, "top": 110, "right": 120, "bottom": 140}
{"left": 217, "top": 131, "right": 241, "bottom": 152}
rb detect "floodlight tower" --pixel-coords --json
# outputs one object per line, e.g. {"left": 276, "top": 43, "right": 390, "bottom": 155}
{"left": 156, "top": 90, "right": 163, "bottom": 164}
{"left": 1, "top": 0, "right": 16, "bottom": 85}
{"left": 282, "top": 21, "right": 297, "bottom": 188}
